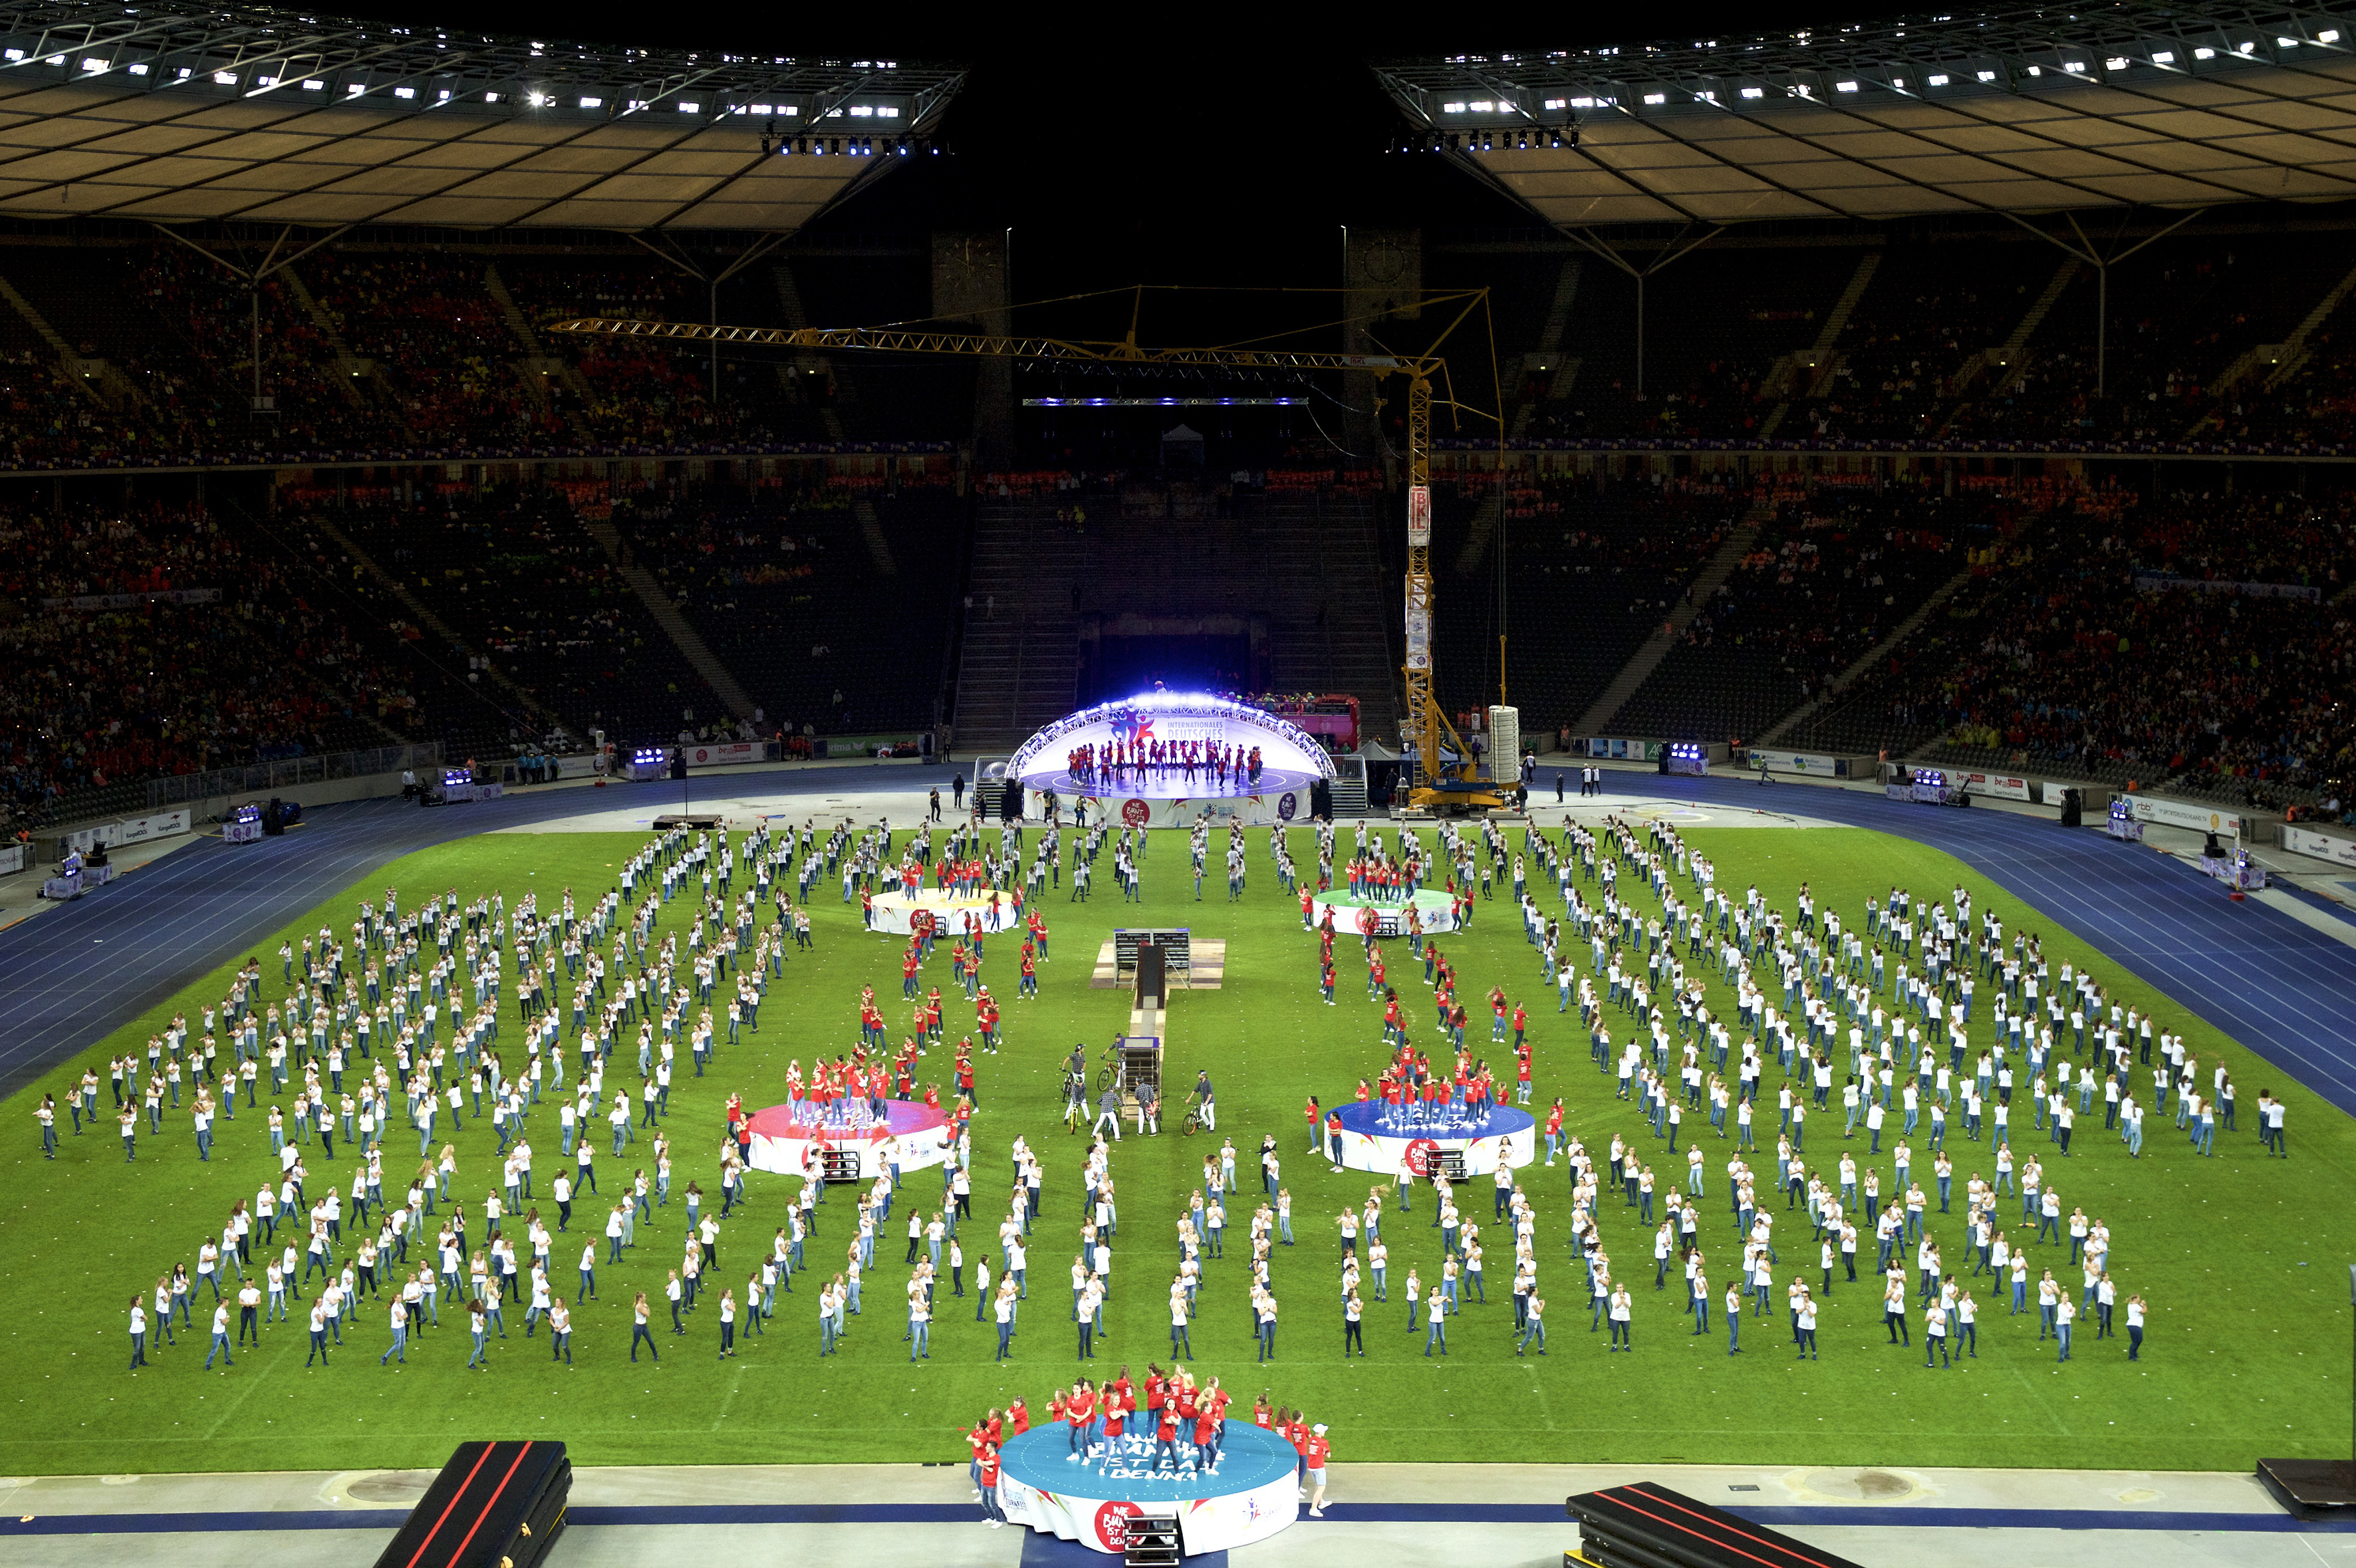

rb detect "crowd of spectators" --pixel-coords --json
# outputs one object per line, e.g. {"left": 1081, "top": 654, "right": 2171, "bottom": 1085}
{"left": 0, "top": 501, "right": 442, "bottom": 830}
{"left": 1791, "top": 487, "right": 2356, "bottom": 809}
{"left": 323, "top": 483, "right": 720, "bottom": 745}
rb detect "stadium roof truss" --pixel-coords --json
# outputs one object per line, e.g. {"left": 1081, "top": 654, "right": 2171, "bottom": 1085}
{"left": 0, "top": 0, "right": 964, "bottom": 231}
{"left": 1374, "top": 4, "right": 2356, "bottom": 227}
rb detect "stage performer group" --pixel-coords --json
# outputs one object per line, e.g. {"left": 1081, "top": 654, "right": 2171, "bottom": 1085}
{"left": 1065, "top": 739, "right": 1261, "bottom": 792}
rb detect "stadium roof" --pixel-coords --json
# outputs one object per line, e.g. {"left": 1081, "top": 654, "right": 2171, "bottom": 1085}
{"left": 1375, "top": 3, "right": 2356, "bottom": 226}
{"left": 0, "top": 0, "right": 964, "bottom": 231}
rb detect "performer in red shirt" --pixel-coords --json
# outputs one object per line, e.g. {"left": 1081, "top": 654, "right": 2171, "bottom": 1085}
{"left": 977, "top": 1442, "right": 1005, "bottom": 1527}
{"left": 1304, "top": 1422, "right": 1333, "bottom": 1515}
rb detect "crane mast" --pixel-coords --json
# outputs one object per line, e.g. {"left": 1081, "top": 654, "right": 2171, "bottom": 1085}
{"left": 549, "top": 303, "right": 1504, "bottom": 813}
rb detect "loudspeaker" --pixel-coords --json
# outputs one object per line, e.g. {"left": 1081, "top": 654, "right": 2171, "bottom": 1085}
{"left": 1309, "top": 779, "right": 1333, "bottom": 819}
{"left": 2059, "top": 787, "right": 2082, "bottom": 828}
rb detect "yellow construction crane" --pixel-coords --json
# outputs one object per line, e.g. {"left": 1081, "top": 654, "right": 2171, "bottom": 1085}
{"left": 549, "top": 298, "right": 1509, "bottom": 813}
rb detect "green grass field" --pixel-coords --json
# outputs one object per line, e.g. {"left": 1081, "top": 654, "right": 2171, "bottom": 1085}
{"left": 2, "top": 819, "right": 2349, "bottom": 1476}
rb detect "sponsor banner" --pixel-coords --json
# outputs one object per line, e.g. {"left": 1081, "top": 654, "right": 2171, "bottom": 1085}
{"left": 39, "top": 587, "right": 222, "bottom": 610}
{"left": 682, "top": 741, "right": 762, "bottom": 769}
{"left": 0, "top": 842, "right": 23, "bottom": 875}
{"left": 1585, "top": 738, "right": 1666, "bottom": 761}
{"left": 2122, "top": 795, "right": 2244, "bottom": 837}
{"left": 1406, "top": 483, "right": 1432, "bottom": 546}
{"left": 2133, "top": 573, "right": 2321, "bottom": 602}
{"left": 1754, "top": 749, "right": 1840, "bottom": 775}
{"left": 1086, "top": 794, "right": 1297, "bottom": 829}
{"left": 1960, "top": 771, "right": 2032, "bottom": 801}
{"left": 2283, "top": 825, "right": 2356, "bottom": 869}
{"left": 57, "top": 809, "right": 193, "bottom": 856}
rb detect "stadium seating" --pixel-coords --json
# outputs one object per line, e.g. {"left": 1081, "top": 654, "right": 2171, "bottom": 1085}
{"left": 1423, "top": 473, "right": 1750, "bottom": 734}
{"left": 1603, "top": 481, "right": 1980, "bottom": 743}
{"left": 615, "top": 476, "right": 964, "bottom": 736}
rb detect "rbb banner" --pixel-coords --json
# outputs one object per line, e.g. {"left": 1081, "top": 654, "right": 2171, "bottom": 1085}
{"left": 1959, "top": 771, "right": 2032, "bottom": 801}
{"left": 2283, "top": 825, "right": 2356, "bottom": 869}
{"left": 682, "top": 742, "right": 761, "bottom": 769}
{"left": 57, "top": 809, "right": 192, "bottom": 855}
{"left": 2122, "top": 795, "right": 2245, "bottom": 837}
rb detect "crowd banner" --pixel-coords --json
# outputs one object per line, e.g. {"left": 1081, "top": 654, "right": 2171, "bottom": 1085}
{"left": 2282, "top": 825, "right": 2356, "bottom": 869}
{"left": 1959, "top": 771, "right": 2033, "bottom": 801}
{"left": 2133, "top": 573, "right": 2323, "bottom": 602}
{"left": 2121, "top": 795, "right": 2246, "bottom": 838}
{"left": 38, "top": 587, "right": 222, "bottom": 610}
{"left": 56, "top": 808, "right": 193, "bottom": 857}
{"left": 0, "top": 842, "right": 24, "bottom": 875}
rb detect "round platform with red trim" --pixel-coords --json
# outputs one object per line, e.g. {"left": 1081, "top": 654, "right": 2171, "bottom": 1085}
{"left": 1327, "top": 1097, "right": 1535, "bottom": 1177}
{"left": 1308, "top": 888, "right": 1462, "bottom": 936}
{"left": 869, "top": 886, "right": 1023, "bottom": 936}
{"left": 744, "top": 1098, "right": 955, "bottom": 1180}
{"left": 995, "top": 1418, "right": 1299, "bottom": 1555}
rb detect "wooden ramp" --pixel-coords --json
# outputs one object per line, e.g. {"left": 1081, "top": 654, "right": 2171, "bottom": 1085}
{"left": 1093, "top": 939, "right": 1225, "bottom": 989}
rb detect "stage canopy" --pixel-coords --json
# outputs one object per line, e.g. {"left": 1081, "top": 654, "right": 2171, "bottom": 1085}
{"left": 1375, "top": 3, "right": 2356, "bottom": 225}
{"left": 1007, "top": 692, "right": 1339, "bottom": 803}
{"left": 0, "top": 0, "right": 964, "bottom": 229}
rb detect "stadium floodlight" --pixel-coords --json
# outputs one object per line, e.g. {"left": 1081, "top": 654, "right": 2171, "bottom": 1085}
{"left": 1927, "top": 72, "right": 1948, "bottom": 84}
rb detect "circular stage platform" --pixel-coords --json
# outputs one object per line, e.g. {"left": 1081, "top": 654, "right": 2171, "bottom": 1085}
{"left": 868, "top": 886, "right": 1021, "bottom": 936}
{"left": 997, "top": 1418, "right": 1299, "bottom": 1555}
{"left": 1309, "top": 888, "right": 1461, "bottom": 936}
{"left": 1329, "top": 1097, "right": 1536, "bottom": 1178}
{"left": 744, "top": 1099, "right": 954, "bottom": 1180}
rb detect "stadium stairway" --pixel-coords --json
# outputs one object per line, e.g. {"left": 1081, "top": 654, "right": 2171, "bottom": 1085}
{"left": 1757, "top": 252, "right": 1881, "bottom": 438}
{"left": 1945, "top": 254, "right": 2081, "bottom": 416}
{"left": 949, "top": 493, "right": 1400, "bottom": 752}
{"left": 2187, "top": 254, "right": 2356, "bottom": 436}
{"left": 0, "top": 269, "right": 118, "bottom": 408}
{"left": 1253, "top": 496, "right": 1401, "bottom": 743}
{"left": 582, "top": 520, "right": 759, "bottom": 721}
{"left": 279, "top": 266, "right": 373, "bottom": 408}
{"left": 305, "top": 511, "right": 562, "bottom": 731}
{"left": 1752, "top": 561, "right": 1978, "bottom": 748}
{"left": 1577, "top": 509, "right": 1767, "bottom": 735}
{"left": 950, "top": 504, "right": 1083, "bottom": 749}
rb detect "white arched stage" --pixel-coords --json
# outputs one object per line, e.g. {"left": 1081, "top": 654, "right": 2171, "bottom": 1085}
{"left": 1001, "top": 692, "right": 1338, "bottom": 827}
